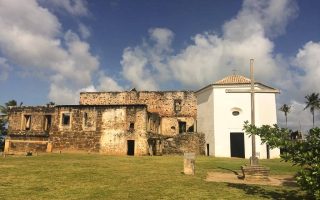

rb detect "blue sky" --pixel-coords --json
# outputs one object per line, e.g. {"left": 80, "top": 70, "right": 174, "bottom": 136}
{"left": 0, "top": 0, "right": 320, "bottom": 130}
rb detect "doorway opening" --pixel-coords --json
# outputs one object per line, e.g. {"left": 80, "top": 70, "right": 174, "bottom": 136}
{"left": 178, "top": 121, "right": 186, "bottom": 134}
{"left": 206, "top": 144, "right": 210, "bottom": 156}
{"left": 127, "top": 140, "right": 135, "bottom": 156}
{"left": 230, "top": 132, "right": 245, "bottom": 158}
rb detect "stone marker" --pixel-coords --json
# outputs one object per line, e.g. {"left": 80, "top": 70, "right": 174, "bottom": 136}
{"left": 4, "top": 140, "right": 10, "bottom": 153}
{"left": 46, "top": 142, "right": 53, "bottom": 153}
{"left": 184, "top": 152, "right": 195, "bottom": 175}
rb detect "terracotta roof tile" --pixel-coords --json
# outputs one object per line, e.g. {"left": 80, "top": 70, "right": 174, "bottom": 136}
{"left": 215, "top": 75, "right": 251, "bottom": 84}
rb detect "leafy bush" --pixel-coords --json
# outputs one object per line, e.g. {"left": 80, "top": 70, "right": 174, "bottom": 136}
{"left": 243, "top": 121, "right": 320, "bottom": 199}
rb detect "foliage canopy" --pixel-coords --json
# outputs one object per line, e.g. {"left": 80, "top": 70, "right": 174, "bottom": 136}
{"left": 243, "top": 121, "right": 320, "bottom": 199}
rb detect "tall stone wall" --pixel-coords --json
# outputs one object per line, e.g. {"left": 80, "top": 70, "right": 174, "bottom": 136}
{"left": 8, "top": 106, "right": 55, "bottom": 135}
{"left": 6, "top": 106, "right": 54, "bottom": 153}
{"left": 79, "top": 91, "right": 196, "bottom": 117}
{"left": 7, "top": 105, "right": 155, "bottom": 155}
{"left": 80, "top": 91, "right": 197, "bottom": 135}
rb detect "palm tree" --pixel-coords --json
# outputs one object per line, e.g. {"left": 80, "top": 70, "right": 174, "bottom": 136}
{"left": 304, "top": 93, "right": 320, "bottom": 127}
{"left": 279, "top": 104, "right": 291, "bottom": 128}
{"left": 0, "top": 100, "right": 17, "bottom": 115}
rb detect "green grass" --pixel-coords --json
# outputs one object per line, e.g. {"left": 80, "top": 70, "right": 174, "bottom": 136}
{"left": 0, "top": 154, "right": 305, "bottom": 200}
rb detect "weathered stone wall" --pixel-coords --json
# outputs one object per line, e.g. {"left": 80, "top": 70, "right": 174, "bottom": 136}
{"left": 147, "top": 113, "right": 160, "bottom": 134}
{"left": 8, "top": 106, "right": 55, "bottom": 135}
{"left": 51, "top": 105, "right": 151, "bottom": 155}
{"left": 7, "top": 141, "right": 48, "bottom": 153}
{"left": 5, "top": 135, "right": 49, "bottom": 153}
{"left": 98, "top": 105, "right": 149, "bottom": 155}
{"left": 161, "top": 117, "right": 195, "bottom": 136}
{"left": 80, "top": 91, "right": 196, "bottom": 137}
{"left": 6, "top": 106, "right": 54, "bottom": 153}
{"left": 7, "top": 102, "right": 203, "bottom": 156}
{"left": 7, "top": 105, "right": 156, "bottom": 155}
{"left": 79, "top": 91, "right": 196, "bottom": 117}
{"left": 162, "top": 133, "right": 205, "bottom": 155}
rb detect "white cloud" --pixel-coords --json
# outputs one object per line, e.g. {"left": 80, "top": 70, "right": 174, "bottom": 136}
{"left": 120, "top": 0, "right": 297, "bottom": 90}
{"left": 0, "top": 0, "right": 119, "bottom": 104}
{"left": 0, "top": 57, "right": 11, "bottom": 81}
{"left": 120, "top": 0, "right": 318, "bottom": 130}
{"left": 97, "top": 73, "right": 123, "bottom": 92}
{"left": 121, "top": 28, "right": 174, "bottom": 90}
{"left": 49, "top": 0, "right": 88, "bottom": 16}
{"left": 293, "top": 41, "right": 320, "bottom": 94}
{"left": 224, "top": 0, "right": 298, "bottom": 40}
{"left": 169, "top": 0, "right": 298, "bottom": 89}
{"left": 78, "top": 23, "right": 91, "bottom": 39}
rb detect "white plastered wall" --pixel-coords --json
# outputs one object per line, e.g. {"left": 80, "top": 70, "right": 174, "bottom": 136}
{"left": 212, "top": 85, "right": 280, "bottom": 159}
{"left": 196, "top": 87, "right": 214, "bottom": 156}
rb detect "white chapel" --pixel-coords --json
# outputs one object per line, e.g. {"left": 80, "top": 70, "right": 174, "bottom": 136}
{"left": 196, "top": 74, "right": 280, "bottom": 159}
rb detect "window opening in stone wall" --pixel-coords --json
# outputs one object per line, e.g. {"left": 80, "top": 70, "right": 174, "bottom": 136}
{"left": 83, "top": 112, "right": 88, "bottom": 126}
{"left": 174, "top": 100, "right": 182, "bottom": 112}
{"left": 187, "top": 125, "right": 194, "bottom": 132}
{"left": 44, "top": 115, "right": 52, "bottom": 131}
{"left": 24, "top": 115, "right": 31, "bottom": 130}
{"left": 129, "top": 122, "right": 135, "bottom": 132}
{"left": 179, "top": 121, "right": 186, "bottom": 134}
{"left": 62, "top": 113, "right": 70, "bottom": 126}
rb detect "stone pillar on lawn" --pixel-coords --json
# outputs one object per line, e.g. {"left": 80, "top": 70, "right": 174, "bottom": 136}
{"left": 184, "top": 152, "right": 195, "bottom": 175}
{"left": 4, "top": 139, "right": 10, "bottom": 153}
{"left": 46, "top": 142, "right": 53, "bottom": 153}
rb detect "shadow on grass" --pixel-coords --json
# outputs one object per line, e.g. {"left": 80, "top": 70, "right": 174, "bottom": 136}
{"left": 227, "top": 183, "right": 307, "bottom": 200}
{"left": 217, "top": 167, "right": 240, "bottom": 176}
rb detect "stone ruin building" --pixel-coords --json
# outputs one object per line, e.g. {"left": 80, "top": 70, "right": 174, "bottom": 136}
{"left": 4, "top": 90, "right": 205, "bottom": 156}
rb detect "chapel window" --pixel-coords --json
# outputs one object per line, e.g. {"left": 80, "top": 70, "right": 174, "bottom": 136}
{"left": 232, "top": 111, "right": 240, "bottom": 116}
{"left": 231, "top": 107, "right": 242, "bottom": 116}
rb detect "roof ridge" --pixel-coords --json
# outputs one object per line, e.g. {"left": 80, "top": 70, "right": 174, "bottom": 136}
{"left": 215, "top": 74, "right": 251, "bottom": 84}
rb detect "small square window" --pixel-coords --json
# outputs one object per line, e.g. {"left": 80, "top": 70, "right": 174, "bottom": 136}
{"left": 129, "top": 122, "right": 135, "bottom": 132}
{"left": 62, "top": 113, "right": 70, "bottom": 126}
{"left": 174, "top": 100, "right": 182, "bottom": 112}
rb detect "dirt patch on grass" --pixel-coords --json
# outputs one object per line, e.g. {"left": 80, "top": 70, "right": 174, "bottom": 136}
{"left": 206, "top": 172, "right": 297, "bottom": 187}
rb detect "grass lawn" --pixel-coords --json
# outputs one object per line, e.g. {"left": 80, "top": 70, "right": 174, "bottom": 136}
{"left": 0, "top": 153, "right": 306, "bottom": 200}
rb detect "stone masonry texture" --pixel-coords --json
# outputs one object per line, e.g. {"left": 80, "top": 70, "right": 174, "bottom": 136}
{"left": 6, "top": 90, "right": 204, "bottom": 155}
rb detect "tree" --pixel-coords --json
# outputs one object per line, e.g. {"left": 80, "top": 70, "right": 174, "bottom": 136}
{"left": 279, "top": 104, "right": 291, "bottom": 128}
{"left": 0, "top": 118, "right": 6, "bottom": 135}
{"left": 243, "top": 121, "right": 320, "bottom": 199}
{"left": 0, "top": 99, "right": 17, "bottom": 115}
{"left": 47, "top": 101, "right": 55, "bottom": 106}
{"left": 0, "top": 99, "right": 18, "bottom": 136}
{"left": 304, "top": 93, "right": 320, "bottom": 127}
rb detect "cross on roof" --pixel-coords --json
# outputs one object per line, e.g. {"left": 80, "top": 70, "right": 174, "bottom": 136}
{"left": 225, "top": 59, "right": 279, "bottom": 165}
